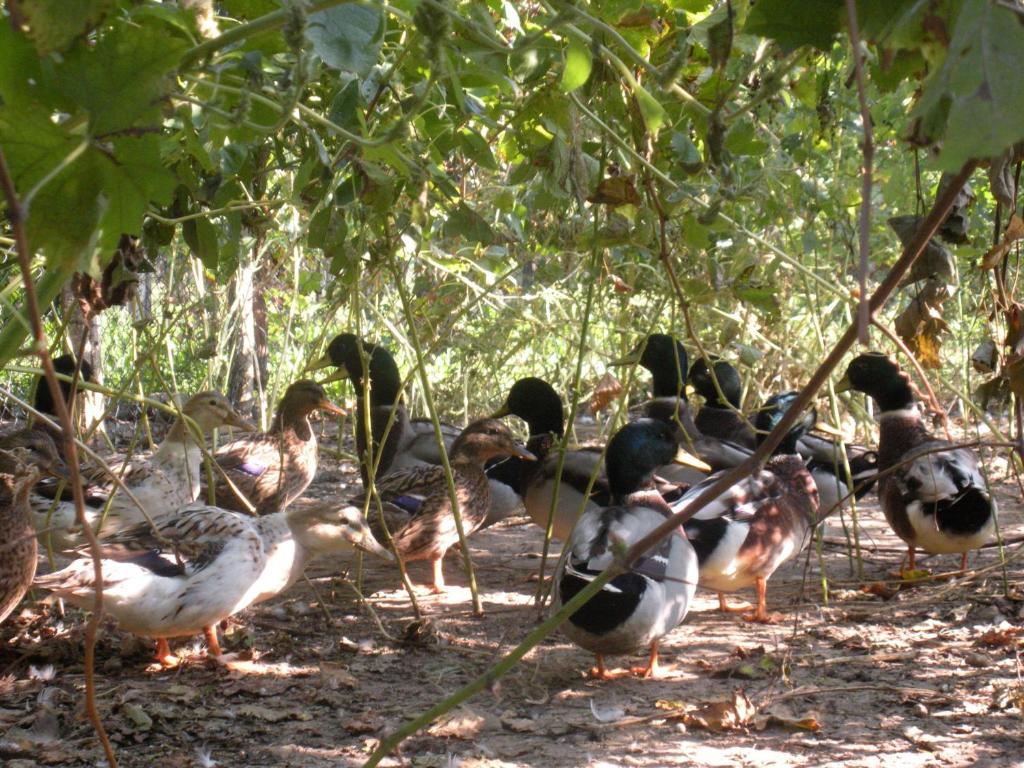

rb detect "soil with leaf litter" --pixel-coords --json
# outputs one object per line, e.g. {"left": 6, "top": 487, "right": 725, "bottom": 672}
{"left": 2, "top": 422, "right": 1023, "bottom": 768}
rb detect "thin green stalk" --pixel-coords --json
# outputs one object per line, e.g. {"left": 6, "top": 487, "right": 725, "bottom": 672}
{"left": 389, "top": 255, "right": 484, "bottom": 615}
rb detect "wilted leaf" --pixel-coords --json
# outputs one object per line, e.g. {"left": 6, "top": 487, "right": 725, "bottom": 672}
{"left": 755, "top": 703, "right": 822, "bottom": 732}
{"left": 121, "top": 702, "right": 153, "bottom": 731}
{"left": 976, "top": 627, "right": 1022, "bottom": 647}
{"left": 981, "top": 214, "right": 1024, "bottom": 270}
{"left": 588, "top": 176, "right": 641, "bottom": 207}
{"left": 656, "top": 690, "right": 756, "bottom": 732}
{"left": 501, "top": 715, "right": 539, "bottom": 733}
{"left": 894, "top": 279, "right": 951, "bottom": 369}
{"left": 237, "top": 705, "right": 312, "bottom": 723}
{"left": 591, "top": 372, "right": 623, "bottom": 414}
{"left": 429, "top": 708, "right": 486, "bottom": 739}
{"left": 972, "top": 339, "right": 999, "bottom": 374}
{"left": 989, "top": 143, "right": 1023, "bottom": 208}
{"left": 609, "top": 274, "right": 633, "bottom": 294}
{"left": 319, "top": 662, "right": 359, "bottom": 690}
{"left": 888, "top": 215, "right": 955, "bottom": 284}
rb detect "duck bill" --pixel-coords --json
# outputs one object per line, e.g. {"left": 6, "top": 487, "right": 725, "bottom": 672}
{"left": 227, "top": 411, "right": 258, "bottom": 432}
{"left": 511, "top": 444, "right": 537, "bottom": 461}
{"left": 302, "top": 353, "right": 334, "bottom": 375}
{"left": 834, "top": 373, "right": 852, "bottom": 393}
{"left": 607, "top": 348, "right": 641, "bottom": 367}
{"left": 318, "top": 398, "right": 347, "bottom": 417}
{"left": 671, "top": 446, "right": 712, "bottom": 472}
{"left": 351, "top": 527, "right": 394, "bottom": 562}
{"left": 316, "top": 366, "right": 350, "bottom": 385}
{"left": 489, "top": 402, "right": 511, "bottom": 419}
{"left": 814, "top": 421, "right": 846, "bottom": 439}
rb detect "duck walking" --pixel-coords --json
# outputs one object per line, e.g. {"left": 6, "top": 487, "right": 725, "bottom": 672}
{"left": 836, "top": 353, "right": 995, "bottom": 573}
{"left": 35, "top": 499, "right": 392, "bottom": 666}
{"left": 555, "top": 419, "right": 701, "bottom": 679}
{"left": 365, "top": 418, "right": 534, "bottom": 592}
{"left": 209, "top": 380, "right": 345, "bottom": 514}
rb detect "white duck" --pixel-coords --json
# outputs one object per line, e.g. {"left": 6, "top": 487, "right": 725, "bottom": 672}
{"left": 35, "top": 498, "right": 392, "bottom": 665}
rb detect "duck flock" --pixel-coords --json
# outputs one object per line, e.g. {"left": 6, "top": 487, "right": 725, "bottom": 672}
{"left": 0, "top": 332, "right": 998, "bottom": 681}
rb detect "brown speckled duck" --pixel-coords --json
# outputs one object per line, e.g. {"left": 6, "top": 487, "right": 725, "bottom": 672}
{"left": 675, "top": 393, "right": 820, "bottom": 622}
{"left": 31, "top": 392, "right": 252, "bottom": 547}
{"left": 0, "top": 438, "right": 64, "bottom": 624}
{"left": 208, "top": 380, "right": 344, "bottom": 515}
{"left": 366, "top": 418, "right": 535, "bottom": 592}
{"left": 837, "top": 353, "right": 995, "bottom": 573}
{"left": 35, "top": 498, "right": 392, "bottom": 666}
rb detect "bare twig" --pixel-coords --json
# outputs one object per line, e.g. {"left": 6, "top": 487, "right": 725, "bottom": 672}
{"left": 0, "top": 148, "right": 119, "bottom": 767}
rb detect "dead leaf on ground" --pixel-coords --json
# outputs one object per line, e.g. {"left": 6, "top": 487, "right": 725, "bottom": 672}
{"left": 976, "top": 627, "right": 1022, "bottom": 647}
{"left": 237, "top": 704, "right": 313, "bottom": 723}
{"left": 709, "top": 646, "right": 782, "bottom": 680}
{"left": 319, "top": 662, "right": 359, "bottom": 690}
{"left": 656, "top": 690, "right": 756, "bottom": 732}
{"left": 428, "top": 708, "right": 487, "bottom": 739}
{"left": 755, "top": 703, "right": 822, "bottom": 732}
{"left": 501, "top": 714, "right": 540, "bottom": 733}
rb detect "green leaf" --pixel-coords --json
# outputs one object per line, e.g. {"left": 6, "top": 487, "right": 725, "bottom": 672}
{"left": 95, "top": 135, "right": 176, "bottom": 243}
{"left": 725, "top": 121, "right": 769, "bottom": 156}
{"left": 182, "top": 217, "right": 219, "bottom": 271}
{"left": 633, "top": 83, "right": 665, "bottom": 136}
{"left": 744, "top": 0, "right": 843, "bottom": 52}
{"left": 306, "top": 4, "right": 385, "bottom": 76}
{"left": 910, "top": 1, "right": 1024, "bottom": 170}
{"left": 442, "top": 203, "right": 496, "bottom": 245}
{"left": 561, "top": 38, "right": 592, "bottom": 92}
{"left": 20, "top": 0, "right": 114, "bottom": 54}
{"left": 58, "top": 24, "right": 187, "bottom": 135}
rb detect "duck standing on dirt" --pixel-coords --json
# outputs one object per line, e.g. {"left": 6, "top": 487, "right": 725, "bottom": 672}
{"left": 35, "top": 499, "right": 392, "bottom": 666}
{"left": 363, "top": 418, "right": 535, "bottom": 592}
{"left": 30, "top": 392, "right": 252, "bottom": 547}
{"left": 556, "top": 419, "right": 702, "bottom": 679}
{"left": 208, "top": 380, "right": 345, "bottom": 514}
{"left": 836, "top": 353, "right": 995, "bottom": 573}
{"left": 676, "top": 394, "right": 820, "bottom": 622}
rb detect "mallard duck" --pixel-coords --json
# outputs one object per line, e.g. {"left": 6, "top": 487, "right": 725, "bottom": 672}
{"left": 206, "top": 380, "right": 344, "bottom": 514}
{"left": 612, "top": 335, "right": 750, "bottom": 481}
{"left": 30, "top": 392, "right": 252, "bottom": 547}
{"left": 836, "top": 353, "right": 995, "bottom": 573}
{"left": 35, "top": 498, "right": 392, "bottom": 666}
{"left": 304, "top": 333, "right": 459, "bottom": 484}
{"left": 555, "top": 419, "right": 701, "bottom": 679}
{"left": 33, "top": 354, "right": 94, "bottom": 429}
{"left": 756, "top": 391, "right": 878, "bottom": 515}
{"left": 0, "top": 453, "right": 41, "bottom": 625}
{"left": 489, "top": 377, "right": 610, "bottom": 540}
{"left": 676, "top": 393, "right": 820, "bottom": 622}
{"left": 688, "top": 357, "right": 757, "bottom": 449}
{"left": 364, "top": 418, "right": 535, "bottom": 592}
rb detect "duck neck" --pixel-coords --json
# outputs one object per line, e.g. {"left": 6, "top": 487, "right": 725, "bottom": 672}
{"left": 0, "top": 477, "right": 34, "bottom": 535}
{"left": 271, "top": 405, "right": 314, "bottom": 443}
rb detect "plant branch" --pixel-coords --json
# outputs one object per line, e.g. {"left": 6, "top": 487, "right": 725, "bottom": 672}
{"left": 846, "top": 0, "right": 874, "bottom": 344}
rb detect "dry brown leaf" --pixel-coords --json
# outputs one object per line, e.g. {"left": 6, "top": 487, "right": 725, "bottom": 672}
{"left": 319, "top": 662, "right": 359, "bottom": 690}
{"left": 428, "top": 708, "right": 487, "bottom": 739}
{"left": 981, "top": 214, "right": 1024, "bottom": 270}
{"left": 609, "top": 273, "right": 633, "bottom": 293}
{"left": 755, "top": 703, "right": 822, "bottom": 732}
{"left": 976, "top": 627, "right": 1022, "bottom": 647}
{"left": 587, "top": 175, "right": 641, "bottom": 206}
{"left": 237, "top": 704, "right": 312, "bottom": 723}
{"left": 656, "top": 690, "right": 756, "bottom": 732}
{"left": 590, "top": 372, "right": 623, "bottom": 414}
{"left": 501, "top": 715, "right": 539, "bottom": 733}
{"left": 894, "top": 279, "right": 951, "bottom": 369}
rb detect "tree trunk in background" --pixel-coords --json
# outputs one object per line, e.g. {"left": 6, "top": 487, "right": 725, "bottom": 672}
{"left": 227, "top": 247, "right": 259, "bottom": 421}
{"left": 61, "top": 285, "right": 106, "bottom": 438}
{"left": 253, "top": 270, "right": 268, "bottom": 405}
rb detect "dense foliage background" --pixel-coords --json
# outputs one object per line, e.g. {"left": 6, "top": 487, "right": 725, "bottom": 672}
{"left": 3, "top": 0, "right": 1024, "bottom": 438}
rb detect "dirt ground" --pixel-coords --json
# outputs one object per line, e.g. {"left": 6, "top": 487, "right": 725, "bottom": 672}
{"left": 2, "top": 423, "right": 1023, "bottom": 768}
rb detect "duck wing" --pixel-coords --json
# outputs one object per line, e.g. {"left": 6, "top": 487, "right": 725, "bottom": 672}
{"left": 212, "top": 433, "right": 312, "bottom": 513}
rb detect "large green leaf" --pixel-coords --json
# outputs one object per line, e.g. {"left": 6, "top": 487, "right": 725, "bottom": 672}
{"left": 744, "top": 0, "right": 843, "bottom": 52}
{"left": 58, "top": 24, "right": 187, "bottom": 135}
{"left": 910, "top": 1, "right": 1024, "bottom": 170}
{"left": 306, "top": 4, "right": 385, "bottom": 76}
{"left": 19, "top": 0, "right": 114, "bottom": 54}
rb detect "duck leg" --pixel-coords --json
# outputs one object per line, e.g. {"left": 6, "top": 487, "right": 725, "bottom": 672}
{"left": 204, "top": 625, "right": 222, "bottom": 657}
{"left": 717, "top": 592, "right": 751, "bottom": 613}
{"left": 742, "top": 577, "right": 781, "bottom": 623}
{"left": 959, "top": 551, "right": 968, "bottom": 574}
{"left": 154, "top": 638, "right": 178, "bottom": 668}
{"left": 429, "top": 557, "right": 446, "bottom": 594}
{"left": 630, "top": 642, "right": 661, "bottom": 678}
{"left": 907, "top": 546, "right": 916, "bottom": 572}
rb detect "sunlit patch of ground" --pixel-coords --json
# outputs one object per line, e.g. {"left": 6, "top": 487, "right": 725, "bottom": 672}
{"left": 2, "top": 422, "right": 1022, "bottom": 767}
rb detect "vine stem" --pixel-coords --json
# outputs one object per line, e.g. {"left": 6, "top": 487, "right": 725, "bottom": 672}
{"left": 846, "top": 0, "right": 874, "bottom": 345}
{"left": 0, "top": 149, "right": 119, "bottom": 767}
{"left": 388, "top": 256, "right": 484, "bottom": 616}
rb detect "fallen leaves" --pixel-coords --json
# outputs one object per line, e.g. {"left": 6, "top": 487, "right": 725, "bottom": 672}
{"left": 236, "top": 704, "right": 313, "bottom": 723}
{"left": 981, "top": 214, "right": 1024, "bottom": 270}
{"left": 654, "top": 690, "right": 820, "bottom": 733}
